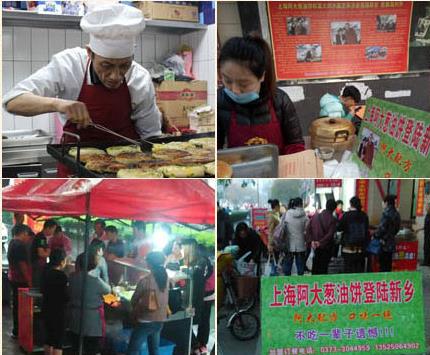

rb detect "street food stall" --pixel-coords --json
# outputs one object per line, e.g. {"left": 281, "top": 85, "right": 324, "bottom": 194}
{"left": 2, "top": 179, "right": 215, "bottom": 355}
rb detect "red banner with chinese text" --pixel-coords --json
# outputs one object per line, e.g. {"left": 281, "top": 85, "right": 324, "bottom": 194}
{"left": 416, "top": 180, "right": 425, "bottom": 216}
{"left": 252, "top": 208, "right": 269, "bottom": 246}
{"left": 356, "top": 179, "right": 369, "bottom": 212}
{"left": 268, "top": 1, "right": 412, "bottom": 80}
{"left": 315, "top": 179, "right": 342, "bottom": 188}
{"left": 393, "top": 240, "right": 418, "bottom": 271}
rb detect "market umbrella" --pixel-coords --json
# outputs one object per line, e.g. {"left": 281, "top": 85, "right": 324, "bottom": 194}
{"left": 3, "top": 178, "right": 215, "bottom": 354}
{"left": 3, "top": 179, "right": 215, "bottom": 224}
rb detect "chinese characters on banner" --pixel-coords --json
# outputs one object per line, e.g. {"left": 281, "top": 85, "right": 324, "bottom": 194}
{"left": 353, "top": 98, "right": 430, "bottom": 177}
{"left": 267, "top": 1, "right": 412, "bottom": 80}
{"left": 261, "top": 272, "right": 425, "bottom": 354}
{"left": 416, "top": 180, "right": 425, "bottom": 216}
{"left": 315, "top": 179, "right": 342, "bottom": 188}
{"left": 252, "top": 208, "right": 269, "bottom": 246}
{"left": 393, "top": 241, "right": 418, "bottom": 271}
{"left": 355, "top": 179, "right": 369, "bottom": 212}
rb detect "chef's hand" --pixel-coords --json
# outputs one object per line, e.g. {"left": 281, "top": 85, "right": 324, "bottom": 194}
{"left": 55, "top": 99, "right": 92, "bottom": 129}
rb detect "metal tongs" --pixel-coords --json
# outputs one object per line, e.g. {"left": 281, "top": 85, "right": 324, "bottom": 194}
{"left": 89, "top": 122, "right": 153, "bottom": 147}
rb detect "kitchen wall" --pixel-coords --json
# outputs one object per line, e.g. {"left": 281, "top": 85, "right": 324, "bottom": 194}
{"left": 217, "top": 1, "right": 242, "bottom": 45}
{"left": 181, "top": 24, "right": 217, "bottom": 110}
{"left": 2, "top": 24, "right": 217, "bottom": 134}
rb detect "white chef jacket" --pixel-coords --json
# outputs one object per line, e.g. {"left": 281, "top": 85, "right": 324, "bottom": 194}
{"left": 2, "top": 47, "right": 162, "bottom": 139}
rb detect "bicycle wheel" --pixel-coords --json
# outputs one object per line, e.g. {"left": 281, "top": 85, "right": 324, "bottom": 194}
{"left": 237, "top": 295, "right": 256, "bottom": 311}
{"left": 229, "top": 311, "right": 260, "bottom": 341}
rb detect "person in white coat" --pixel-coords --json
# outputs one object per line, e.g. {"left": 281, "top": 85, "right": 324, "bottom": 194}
{"left": 3, "top": 4, "right": 162, "bottom": 176}
{"left": 283, "top": 197, "right": 309, "bottom": 276}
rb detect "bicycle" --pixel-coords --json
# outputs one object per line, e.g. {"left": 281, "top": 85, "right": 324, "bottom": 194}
{"left": 218, "top": 269, "right": 259, "bottom": 341}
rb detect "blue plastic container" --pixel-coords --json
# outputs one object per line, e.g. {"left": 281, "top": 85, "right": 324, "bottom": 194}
{"left": 112, "top": 328, "right": 175, "bottom": 355}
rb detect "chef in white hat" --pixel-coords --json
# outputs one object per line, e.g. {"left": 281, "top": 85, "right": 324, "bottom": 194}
{"left": 3, "top": 4, "right": 162, "bottom": 175}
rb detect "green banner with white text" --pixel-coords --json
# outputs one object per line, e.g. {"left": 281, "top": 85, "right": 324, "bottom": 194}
{"left": 261, "top": 272, "right": 425, "bottom": 354}
{"left": 353, "top": 97, "right": 430, "bottom": 177}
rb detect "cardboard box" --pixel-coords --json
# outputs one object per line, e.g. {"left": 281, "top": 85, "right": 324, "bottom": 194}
{"left": 156, "top": 80, "right": 207, "bottom": 128}
{"left": 278, "top": 149, "right": 324, "bottom": 178}
{"left": 134, "top": 1, "right": 199, "bottom": 22}
{"left": 189, "top": 106, "right": 215, "bottom": 132}
{"left": 194, "top": 125, "right": 215, "bottom": 133}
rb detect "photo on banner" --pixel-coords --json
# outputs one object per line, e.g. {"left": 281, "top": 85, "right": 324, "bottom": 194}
{"left": 353, "top": 97, "right": 430, "bottom": 177}
{"left": 267, "top": 1, "right": 412, "bottom": 80}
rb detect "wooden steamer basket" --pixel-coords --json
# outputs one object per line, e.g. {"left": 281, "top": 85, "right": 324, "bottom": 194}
{"left": 310, "top": 117, "right": 356, "bottom": 152}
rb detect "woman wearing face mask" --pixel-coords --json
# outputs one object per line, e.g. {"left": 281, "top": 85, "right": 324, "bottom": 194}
{"left": 218, "top": 34, "right": 305, "bottom": 155}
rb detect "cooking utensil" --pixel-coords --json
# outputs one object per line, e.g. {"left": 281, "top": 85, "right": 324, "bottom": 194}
{"left": 89, "top": 122, "right": 153, "bottom": 147}
{"left": 48, "top": 132, "right": 215, "bottom": 178}
{"left": 217, "top": 145, "right": 278, "bottom": 178}
{"left": 316, "top": 146, "right": 335, "bottom": 160}
{"left": 310, "top": 117, "right": 355, "bottom": 152}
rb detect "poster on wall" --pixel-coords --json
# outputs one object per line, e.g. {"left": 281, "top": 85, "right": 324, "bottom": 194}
{"left": 416, "top": 180, "right": 426, "bottom": 216}
{"left": 315, "top": 179, "right": 342, "bottom": 188}
{"left": 267, "top": 1, "right": 413, "bottom": 80}
{"left": 261, "top": 272, "right": 425, "bottom": 355}
{"left": 356, "top": 179, "right": 369, "bottom": 212}
{"left": 352, "top": 98, "right": 430, "bottom": 178}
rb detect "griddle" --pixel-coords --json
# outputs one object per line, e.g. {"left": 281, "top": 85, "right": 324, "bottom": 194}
{"left": 47, "top": 131, "right": 215, "bottom": 178}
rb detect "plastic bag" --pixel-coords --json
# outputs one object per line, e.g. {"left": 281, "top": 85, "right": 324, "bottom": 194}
{"left": 306, "top": 248, "right": 315, "bottom": 271}
{"left": 366, "top": 238, "right": 381, "bottom": 255}
{"left": 236, "top": 251, "right": 257, "bottom": 276}
{"left": 264, "top": 254, "right": 273, "bottom": 276}
{"left": 237, "top": 261, "right": 257, "bottom": 276}
{"left": 162, "top": 54, "right": 185, "bottom": 76}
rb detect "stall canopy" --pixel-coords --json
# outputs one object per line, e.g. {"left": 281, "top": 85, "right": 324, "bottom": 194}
{"left": 2, "top": 179, "right": 215, "bottom": 225}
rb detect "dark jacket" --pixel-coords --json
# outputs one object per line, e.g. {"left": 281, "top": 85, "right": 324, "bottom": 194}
{"left": 337, "top": 209, "right": 369, "bottom": 248}
{"left": 217, "top": 208, "right": 234, "bottom": 250}
{"left": 192, "top": 256, "right": 213, "bottom": 324}
{"left": 306, "top": 210, "right": 337, "bottom": 249}
{"left": 374, "top": 206, "right": 401, "bottom": 253}
{"left": 233, "top": 228, "right": 262, "bottom": 262}
{"left": 217, "top": 88, "right": 305, "bottom": 151}
{"left": 425, "top": 212, "right": 430, "bottom": 239}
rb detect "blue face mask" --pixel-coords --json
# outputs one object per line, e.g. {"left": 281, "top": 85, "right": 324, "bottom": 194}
{"left": 223, "top": 87, "right": 259, "bottom": 104}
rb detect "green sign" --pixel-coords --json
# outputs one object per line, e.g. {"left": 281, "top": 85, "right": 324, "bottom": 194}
{"left": 352, "top": 97, "right": 430, "bottom": 177}
{"left": 261, "top": 272, "right": 425, "bottom": 355}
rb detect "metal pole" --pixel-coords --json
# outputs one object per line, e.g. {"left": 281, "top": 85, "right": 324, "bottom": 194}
{"left": 79, "top": 192, "right": 91, "bottom": 355}
{"left": 257, "top": 179, "right": 260, "bottom": 207}
{"left": 188, "top": 267, "right": 194, "bottom": 355}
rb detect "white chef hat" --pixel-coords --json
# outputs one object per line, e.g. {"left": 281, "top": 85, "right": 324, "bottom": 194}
{"left": 80, "top": 4, "right": 145, "bottom": 59}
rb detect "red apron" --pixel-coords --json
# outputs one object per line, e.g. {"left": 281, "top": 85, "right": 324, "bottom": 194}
{"left": 227, "top": 98, "right": 285, "bottom": 154}
{"left": 227, "top": 99, "right": 305, "bottom": 155}
{"left": 57, "top": 59, "right": 139, "bottom": 177}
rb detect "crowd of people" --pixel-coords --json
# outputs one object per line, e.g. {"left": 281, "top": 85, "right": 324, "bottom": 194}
{"left": 7, "top": 217, "right": 215, "bottom": 355}
{"left": 217, "top": 194, "right": 423, "bottom": 279}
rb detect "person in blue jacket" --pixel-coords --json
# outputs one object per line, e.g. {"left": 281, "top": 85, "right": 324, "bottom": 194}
{"left": 320, "top": 86, "right": 362, "bottom": 132}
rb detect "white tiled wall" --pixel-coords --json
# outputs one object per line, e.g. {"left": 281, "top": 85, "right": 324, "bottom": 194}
{"left": 3, "top": 24, "right": 217, "bottom": 133}
{"left": 181, "top": 24, "right": 217, "bottom": 109}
